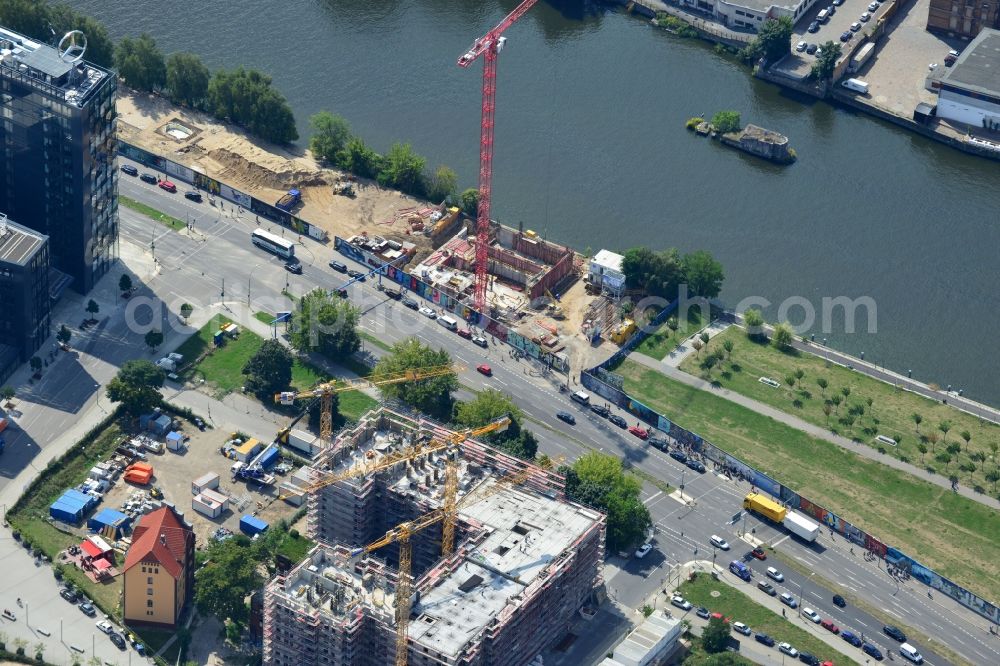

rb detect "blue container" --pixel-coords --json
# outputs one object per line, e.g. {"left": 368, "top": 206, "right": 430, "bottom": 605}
{"left": 240, "top": 514, "right": 269, "bottom": 536}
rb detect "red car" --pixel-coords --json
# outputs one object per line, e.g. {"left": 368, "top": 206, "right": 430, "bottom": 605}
{"left": 476, "top": 364, "right": 492, "bottom": 376}
{"left": 457, "top": 328, "right": 472, "bottom": 339}
{"left": 158, "top": 179, "right": 177, "bottom": 193}
{"left": 751, "top": 547, "right": 767, "bottom": 560}
{"left": 821, "top": 619, "right": 839, "bottom": 634}
{"left": 628, "top": 425, "right": 649, "bottom": 440}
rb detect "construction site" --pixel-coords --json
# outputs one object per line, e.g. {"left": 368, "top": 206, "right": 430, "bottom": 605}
{"left": 262, "top": 406, "right": 606, "bottom": 666}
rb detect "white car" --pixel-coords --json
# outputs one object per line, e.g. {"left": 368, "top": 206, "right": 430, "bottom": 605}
{"left": 710, "top": 535, "right": 730, "bottom": 550}
{"left": 472, "top": 336, "right": 488, "bottom": 348}
{"left": 766, "top": 566, "right": 784, "bottom": 582}
{"left": 671, "top": 595, "right": 692, "bottom": 611}
{"left": 795, "top": 40, "right": 807, "bottom": 52}
{"left": 867, "top": 1, "right": 879, "bottom": 10}
{"left": 733, "top": 621, "right": 751, "bottom": 636}
{"left": 780, "top": 592, "right": 798, "bottom": 608}
{"left": 802, "top": 607, "right": 822, "bottom": 623}
{"left": 850, "top": 21, "right": 862, "bottom": 31}
{"left": 635, "top": 543, "right": 653, "bottom": 558}
{"left": 859, "top": 11, "right": 871, "bottom": 21}
{"left": 418, "top": 306, "right": 437, "bottom": 319}
{"left": 96, "top": 619, "right": 114, "bottom": 634}
{"left": 778, "top": 642, "right": 799, "bottom": 658}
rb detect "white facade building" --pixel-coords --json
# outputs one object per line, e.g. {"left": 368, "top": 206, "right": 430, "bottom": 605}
{"left": 589, "top": 249, "right": 626, "bottom": 296}
{"left": 679, "top": 0, "right": 822, "bottom": 32}
{"left": 936, "top": 29, "right": 1000, "bottom": 129}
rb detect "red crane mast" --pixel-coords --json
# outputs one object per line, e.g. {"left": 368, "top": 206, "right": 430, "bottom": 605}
{"left": 458, "top": 0, "right": 540, "bottom": 312}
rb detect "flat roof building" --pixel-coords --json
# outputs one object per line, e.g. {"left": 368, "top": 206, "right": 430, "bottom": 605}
{"left": 0, "top": 213, "right": 50, "bottom": 383}
{"left": 684, "top": 0, "right": 824, "bottom": 32}
{"left": 0, "top": 25, "right": 118, "bottom": 293}
{"left": 263, "top": 408, "right": 606, "bottom": 666}
{"left": 935, "top": 29, "right": 1000, "bottom": 128}
{"left": 927, "top": 0, "right": 999, "bottom": 40}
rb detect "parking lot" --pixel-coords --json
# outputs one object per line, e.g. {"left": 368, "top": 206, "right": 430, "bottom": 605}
{"left": 775, "top": 0, "right": 889, "bottom": 79}
{"left": 101, "top": 424, "right": 299, "bottom": 547}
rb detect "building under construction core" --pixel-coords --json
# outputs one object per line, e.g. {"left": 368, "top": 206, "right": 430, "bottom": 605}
{"left": 263, "top": 408, "right": 605, "bottom": 666}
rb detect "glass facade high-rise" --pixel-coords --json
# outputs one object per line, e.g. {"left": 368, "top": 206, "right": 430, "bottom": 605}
{"left": 0, "top": 26, "right": 117, "bottom": 294}
{"left": 0, "top": 213, "right": 50, "bottom": 384}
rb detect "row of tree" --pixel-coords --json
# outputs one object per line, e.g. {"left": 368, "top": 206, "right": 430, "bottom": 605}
{"left": 621, "top": 247, "right": 726, "bottom": 300}
{"left": 740, "top": 15, "right": 841, "bottom": 81}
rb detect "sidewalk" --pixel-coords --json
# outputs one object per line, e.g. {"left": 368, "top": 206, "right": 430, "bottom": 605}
{"left": 661, "top": 319, "right": 730, "bottom": 368}
{"left": 631, "top": 351, "right": 1000, "bottom": 513}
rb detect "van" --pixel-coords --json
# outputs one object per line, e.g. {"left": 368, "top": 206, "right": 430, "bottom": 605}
{"left": 817, "top": 8, "right": 830, "bottom": 22}
{"left": 842, "top": 78, "right": 870, "bottom": 94}
{"left": 437, "top": 316, "right": 458, "bottom": 331}
{"left": 876, "top": 435, "right": 898, "bottom": 447}
{"left": 571, "top": 391, "right": 591, "bottom": 406}
{"left": 898, "top": 643, "right": 923, "bottom": 664}
{"left": 329, "top": 260, "right": 348, "bottom": 273}
{"left": 729, "top": 560, "right": 751, "bottom": 581}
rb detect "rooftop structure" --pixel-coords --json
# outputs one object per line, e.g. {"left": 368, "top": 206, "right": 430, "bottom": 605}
{"left": 264, "top": 407, "right": 605, "bottom": 666}
{"left": 927, "top": 0, "right": 999, "bottom": 40}
{"left": 0, "top": 25, "right": 118, "bottom": 294}
{"left": 0, "top": 213, "right": 50, "bottom": 383}
{"left": 936, "top": 29, "right": 1000, "bottom": 127}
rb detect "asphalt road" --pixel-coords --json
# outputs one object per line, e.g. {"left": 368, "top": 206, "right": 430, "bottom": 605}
{"left": 110, "top": 164, "right": 1000, "bottom": 665}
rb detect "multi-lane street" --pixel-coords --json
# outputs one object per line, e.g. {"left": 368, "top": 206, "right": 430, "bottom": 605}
{"left": 82, "top": 164, "right": 1000, "bottom": 664}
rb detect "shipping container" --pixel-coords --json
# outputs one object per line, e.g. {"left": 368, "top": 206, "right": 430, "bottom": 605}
{"left": 743, "top": 493, "right": 787, "bottom": 523}
{"left": 192, "top": 472, "right": 220, "bottom": 495}
{"left": 240, "top": 514, "right": 269, "bottom": 536}
{"left": 193, "top": 494, "right": 224, "bottom": 518}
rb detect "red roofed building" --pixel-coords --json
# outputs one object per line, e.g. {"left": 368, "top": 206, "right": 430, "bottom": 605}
{"left": 122, "top": 505, "right": 194, "bottom": 627}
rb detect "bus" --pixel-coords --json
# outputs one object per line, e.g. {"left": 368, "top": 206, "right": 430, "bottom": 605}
{"left": 251, "top": 229, "right": 295, "bottom": 260}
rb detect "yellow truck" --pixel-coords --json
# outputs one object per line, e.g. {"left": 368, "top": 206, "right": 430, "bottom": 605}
{"left": 743, "top": 493, "right": 787, "bottom": 523}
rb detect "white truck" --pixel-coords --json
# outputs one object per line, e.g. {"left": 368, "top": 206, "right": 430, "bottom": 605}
{"left": 783, "top": 511, "right": 821, "bottom": 542}
{"left": 841, "top": 78, "right": 870, "bottom": 94}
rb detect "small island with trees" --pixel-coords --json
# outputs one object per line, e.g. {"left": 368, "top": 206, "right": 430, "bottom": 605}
{"left": 687, "top": 110, "right": 796, "bottom": 165}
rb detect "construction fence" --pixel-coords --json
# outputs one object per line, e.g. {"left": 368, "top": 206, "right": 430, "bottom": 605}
{"left": 581, "top": 350, "right": 1000, "bottom": 626}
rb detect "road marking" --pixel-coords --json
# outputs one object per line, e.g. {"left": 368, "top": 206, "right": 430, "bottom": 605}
{"left": 771, "top": 535, "right": 791, "bottom": 548}
{"left": 643, "top": 491, "right": 663, "bottom": 505}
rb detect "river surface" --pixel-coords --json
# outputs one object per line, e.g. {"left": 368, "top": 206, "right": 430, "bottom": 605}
{"left": 72, "top": 0, "right": 1000, "bottom": 404}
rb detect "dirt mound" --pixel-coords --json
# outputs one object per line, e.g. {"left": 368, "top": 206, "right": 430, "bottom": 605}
{"left": 209, "top": 148, "right": 329, "bottom": 191}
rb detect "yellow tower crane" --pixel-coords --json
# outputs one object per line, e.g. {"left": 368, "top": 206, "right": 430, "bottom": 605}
{"left": 350, "top": 464, "right": 539, "bottom": 666}
{"left": 273, "top": 364, "right": 461, "bottom": 444}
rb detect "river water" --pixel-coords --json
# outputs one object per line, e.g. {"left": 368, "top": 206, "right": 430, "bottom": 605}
{"left": 71, "top": 0, "right": 1000, "bottom": 404}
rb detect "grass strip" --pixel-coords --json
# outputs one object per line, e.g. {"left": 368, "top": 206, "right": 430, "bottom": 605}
{"left": 119, "top": 195, "right": 186, "bottom": 231}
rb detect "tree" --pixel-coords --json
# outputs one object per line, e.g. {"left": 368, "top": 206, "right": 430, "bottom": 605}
{"left": 822, "top": 403, "right": 832, "bottom": 423}
{"left": 722, "top": 339, "right": 734, "bottom": 359}
{"left": 0, "top": 0, "right": 51, "bottom": 44}
{"left": 743, "top": 308, "right": 764, "bottom": 338}
{"left": 748, "top": 16, "right": 794, "bottom": 63}
{"left": 242, "top": 339, "right": 293, "bottom": 400}
{"left": 0, "top": 386, "right": 14, "bottom": 402}
{"left": 106, "top": 360, "right": 165, "bottom": 415}
{"left": 56, "top": 325, "right": 72, "bottom": 345}
{"left": 699, "top": 332, "right": 711, "bottom": 349}
{"left": 938, "top": 420, "right": 952, "bottom": 444}
{"left": 986, "top": 469, "right": 1000, "bottom": 492}
{"left": 248, "top": 88, "right": 299, "bottom": 144}
{"left": 377, "top": 143, "right": 427, "bottom": 197}
{"left": 144, "top": 329, "right": 164, "bottom": 350}
{"left": 454, "top": 389, "right": 537, "bottom": 460}
{"left": 912, "top": 412, "right": 923, "bottom": 433}
{"left": 917, "top": 442, "right": 928, "bottom": 462}
{"left": 180, "top": 303, "right": 194, "bottom": 324}
{"left": 290, "top": 289, "right": 360, "bottom": 361}
{"left": 770, "top": 322, "right": 794, "bottom": 351}
{"left": 207, "top": 68, "right": 298, "bottom": 144}
{"left": 816, "top": 377, "right": 828, "bottom": 395}
{"left": 935, "top": 452, "right": 952, "bottom": 471}
{"left": 811, "top": 41, "right": 842, "bottom": 81}
{"left": 711, "top": 110, "right": 742, "bottom": 134}
{"left": 309, "top": 111, "right": 352, "bottom": 163}
{"left": 86, "top": 299, "right": 100, "bottom": 318}
{"left": 374, "top": 338, "right": 458, "bottom": 420}
{"left": 427, "top": 165, "right": 458, "bottom": 203}
{"left": 195, "top": 536, "right": 263, "bottom": 624}
{"left": 459, "top": 188, "right": 480, "bottom": 217}
{"left": 841, "top": 386, "right": 851, "bottom": 400}
{"left": 621, "top": 247, "right": 684, "bottom": 299}
{"left": 960, "top": 430, "right": 972, "bottom": 452}
{"left": 336, "top": 137, "right": 383, "bottom": 179}
{"left": 166, "top": 52, "right": 211, "bottom": 107}
{"left": 114, "top": 33, "right": 167, "bottom": 92}
{"left": 701, "top": 615, "right": 731, "bottom": 653}
{"left": 562, "top": 452, "right": 651, "bottom": 552}
{"left": 959, "top": 461, "right": 976, "bottom": 480}
{"left": 119, "top": 274, "right": 133, "bottom": 294}
{"left": 691, "top": 339, "right": 703, "bottom": 355}
{"left": 927, "top": 431, "right": 940, "bottom": 451}
{"left": 946, "top": 442, "right": 961, "bottom": 457}
{"left": 970, "top": 451, "right": 987, "bottom": 471}
{"left": 29, "top": 356, "right": 42, "bottom": 374}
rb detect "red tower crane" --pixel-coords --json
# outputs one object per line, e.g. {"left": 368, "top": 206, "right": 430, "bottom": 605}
{"left": 458, "top": 0, "right": 540, "bottom": 312}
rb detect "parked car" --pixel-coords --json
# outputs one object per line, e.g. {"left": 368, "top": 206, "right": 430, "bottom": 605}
{"left": 158, "top": 179, "right": 177, "bottom": 193}
{"left": 556, "top": 411, "right": 576, "bottom": 425}
{"left": 60, "top": 587, "right": 79, "bottom": 603}
{"left": 766, "top": 567, "right": 784, "bottom": 582}
{"left": 648, "top": 436, "right": 669, "bottom": 450}
{"left": 635, "top": 543, "right": 653, "bottom": 558}
{"left": 840, "top": 31, "right": 853, "bottom": 42}
{"left": 591, "top": 404, "right": 611, "bottom": 418}
{"left": 472, "top": 336, "right": 488, "bottom": 348}
{"left": 128, "top": 634, "right": 147, "bottom": 655}
{"left": 806, "top": 43, "right": 818, "bottom": 55}
{"left": 778, "top": 642, "right": 799, "bottom": 658}
{"left": 862, "top": 643, "right": 884, "bottom": 660}
{"left": 832, "top": 0, "right": 844, "bottom": 4}
{"left": 109, "top": 632, "right": 127, "bottom": 650}
{"left": 686, "top": 459, "right": 706, "bottom": 473}
{"left": 710, "top": 535, "right": 730, "bottom": 550}
{"left": 859, "top": 11, "right": 871, "bottom": 21}
{"left": 832, "top": 594, "right": 846, "bottom": 607}
{"left": 669, "top": 449, "right": 688, "bottom": 464}
{"left": 418, "top": 306, "right": 437, "bottom": 319}
{"left": 184, "top": 190, "right": 202, "bottom": 202}
{"left": 402, "top": 297, "right": 419, "bottom": 310}
{"left": 868, "top": 1, "right": 880, "bottom": 10}
{"left": 96, "top": 620, "right": 114, "bottom": 634}
{"left": 120, "top": 164, "right": 138, "bottom": 176}
{"left": 670, "top": 595, "right": 692, "bottom": 611}
{"left": 796, "top": 40, "right": 807, "bottom": 52}
{"left": 851, "top": 21, "right": 862, "bottom": 31}
{"left": 883, "top": 625, "right": 907, "bottom": 642}
{"left": 757, "top": 581, "right": 776, "bottom": 596}
{"left": 751, "top": 547, "right": 767, "bottom": 560}
{"left": 457, "top": 328, "right": 473, "bottom": 339}
{"left": 696, "top": 607, "right": 711, "bottom": 619}
{"left": 841, "top": 630, "right": 863, "bottom": 647}
{"left": 808, "top": 20, "right": 820, "bottom": 32}
{"left": 329, "top": 260, "right": 348, "bottom": 273}
{"left": 284, "top": 260, "right": 303, "bottom": 274}
{"left": 336, "top": 288, "right": 349, "bottom": 299}
{"left": 628, "top": 425, "right": 648, "bottom": 439}
{"left": 140, "top": 172, "right": 157, "bottom": 184}
{"left": 79, "top": 601, "right": 97, "bottom": 617}
{"left": 755, "top": 632, "right": 776, "bottom": 647}
{"left": 802, "top": 608, "right": 822, "bottom": 623}
{"left": 826, "top": 4, "right": 836, "bottom": 14}
{"left": 384, "top": 288, "right": 402, "bottom": 300}
{"left": 798, "top": 653, "right": 820, "bottom": 666}
{"left": 779, "top": 592, "right": 798, "bottom": 608}
{"left": 476, "top": 364, "right": 492, "bottom": 377}
{"left": 733, "top": 622, "right": 751, "bottom": 636}
{"left": 607, "top": 414, "right": 627, "bottom": 428}
{"left": 821, "top": 619, "right": 839, "bottom": 633}
{"left": 347, "top": 269, "right": 366, "bottom": 281}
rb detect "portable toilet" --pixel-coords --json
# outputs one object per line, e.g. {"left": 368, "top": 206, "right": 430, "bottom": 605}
{"left": 213, "top": 330, "right": 225, "bottom": 347}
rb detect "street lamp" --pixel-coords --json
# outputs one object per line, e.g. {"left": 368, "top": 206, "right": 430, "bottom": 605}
{"left": 798, "top": 571, "right": 815, "bottom": 616}
{"left": 247, "top": 262, "right": 264, "bottom": 307}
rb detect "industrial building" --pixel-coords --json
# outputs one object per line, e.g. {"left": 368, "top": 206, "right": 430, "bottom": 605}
{"left": 262, "top": 408, "right": 606, "bottom": 666}
{"left": 0, "top": 213, "right": 49, "bottom": 383}
{"left": 927, "top": 0, "right": 999, "bottom": 39}
{"left": 934, "top": 29, "right": 1000, "bottom": 127}
{"left": 0, "top": 25, "right": 118, "bottom": 294}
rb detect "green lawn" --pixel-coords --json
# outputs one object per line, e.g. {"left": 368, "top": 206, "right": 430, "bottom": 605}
{"left": 360, "top": 330, "right": 392, "bottom": 352}
{"left": 619, "top": 359, "right": 1000, "bottom": 602}
{"left": 339, "top": 391, "right": 380, "bottom": 422}
{"left": 634, "top": 304, "right": 719, "bottom": 360}
{"left": 678, "top": 573, "right": 843, "bottom": 664}
{"left": 680, "top": 327, "right": 1000, "bottom": 495}
{"left": 119, "top": 195, "right": 186, "bottom": 231}
{"left": 276, "top": 530, "right": 315, "bottom": 564}
{"left": 255, "top": 311, "right": 277, "bottom": 325}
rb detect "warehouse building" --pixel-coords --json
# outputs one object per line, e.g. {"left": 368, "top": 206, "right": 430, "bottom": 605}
{"left": 262, "top": 408, "right": 605, "bottom": 666}
{"left": 935, "top": 29, "right": 1000, "bottom": 128}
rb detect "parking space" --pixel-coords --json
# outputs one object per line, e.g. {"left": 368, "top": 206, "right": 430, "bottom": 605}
{"left": 100, "top": 425, "right": 299, "bottom": 547}
{"left": 777, "top": 0, "right": 890, "bottom": 79}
